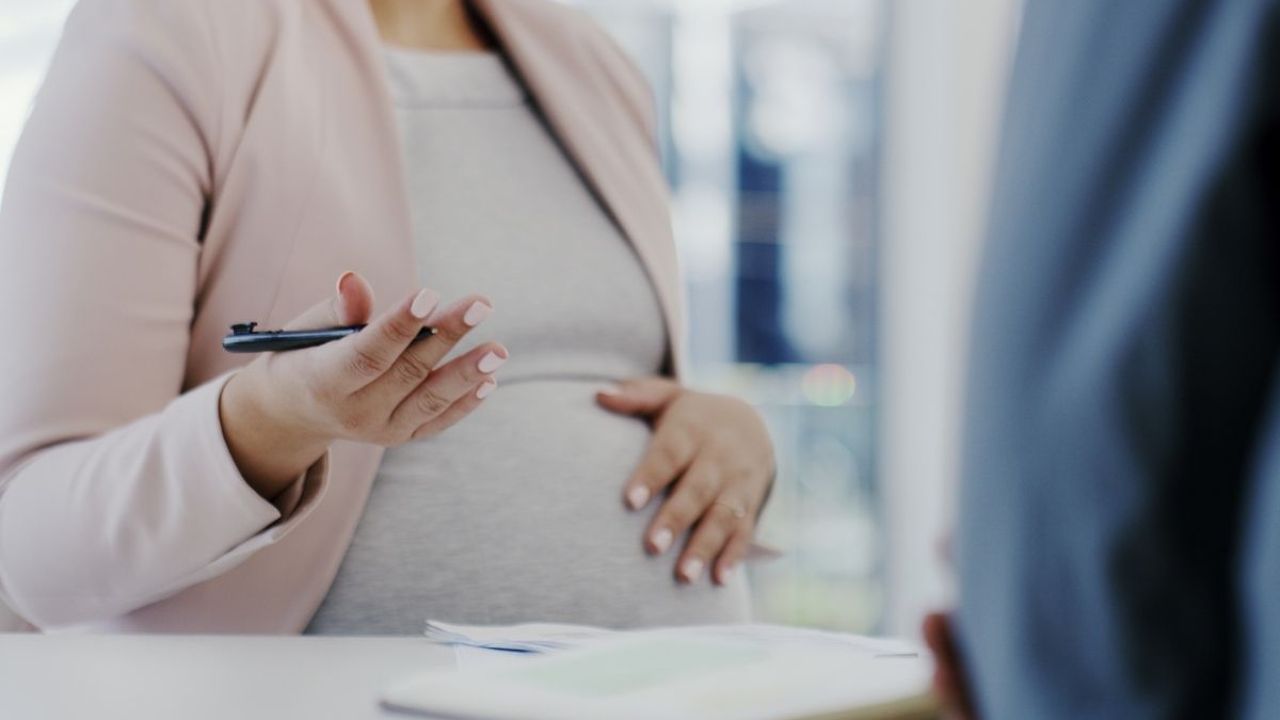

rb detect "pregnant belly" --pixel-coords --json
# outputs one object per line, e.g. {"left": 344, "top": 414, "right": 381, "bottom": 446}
{"left": 306, "top": 380, "right": 751, "bottom": 635}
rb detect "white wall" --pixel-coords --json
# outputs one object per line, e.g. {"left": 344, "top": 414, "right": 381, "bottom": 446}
{"left": 879, "top": 0, "right": 1021, "bottom": 637}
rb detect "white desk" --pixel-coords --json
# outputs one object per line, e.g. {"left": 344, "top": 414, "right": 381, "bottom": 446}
{"left": 0, "top": 634, "right": 454, "bottom": 719}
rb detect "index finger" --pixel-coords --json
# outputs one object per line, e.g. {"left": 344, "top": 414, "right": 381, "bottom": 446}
{"left": 622, "top": 419, "right": 699, "bottom": 511}
{"left": 358, "top": 294, "right": 496, "bottom": 409}
{"left": 400, "top": 294, "right": 493, "bottom": 373}
{"left": 316, "top": 288, "right": 437, "bottom": 394}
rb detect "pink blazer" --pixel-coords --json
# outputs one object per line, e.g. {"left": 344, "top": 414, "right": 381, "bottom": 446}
{"left": 0, "top": 0, "right": 684, "bottom": 633}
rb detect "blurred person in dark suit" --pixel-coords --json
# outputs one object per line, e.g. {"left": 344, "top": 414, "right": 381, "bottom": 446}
{"left": 926, "top": 0, "right": 1279, "bottom": 717}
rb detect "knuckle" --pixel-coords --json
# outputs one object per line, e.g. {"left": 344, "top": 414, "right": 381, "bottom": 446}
{"left": 458, "top": 357, "right": 483, "bottom": 383}
{"left": 346, "top": 347, "right": 385, "bottom": 378}
{"left": 662, "top": 503, "right": 697, "bottom": 532}
{"left": 414, "top": 386, "right": 451, "bottom": 417}
{"left": 723, "top": 513, "right": 749, "bottom": 538}
{"left": 684, "top": 477, "right": 719, "bottom": 507}
{"left": 724, "top": 519, "right": 753, "bottom": 549}
{"left": 687, "top": 526, "right": 718, "bottom": 553}
{"left": 381, "top": 316, "right": 419, "bottom": 344}
{"left": 720, "top": 464, "right": 753, "bottom": 490}
{"left": 434, "top": 323, "right": 467, "bottom": 345}
{"left": 393, "top": 353, "right": 432, "bottom": 385}
{"left": 654, "top": 440, "right": 687, "bottom": 474}
{"left": 709, "top": 502, "right": 738, "bottom": 527}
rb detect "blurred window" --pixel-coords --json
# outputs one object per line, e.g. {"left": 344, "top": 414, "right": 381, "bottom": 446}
{"left": 580, "top": 0, "right": 887, "bottom": 632}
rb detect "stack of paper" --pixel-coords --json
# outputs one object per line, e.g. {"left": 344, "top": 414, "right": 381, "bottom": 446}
{"left": 424, "top": 620, "right": 619, "bottom": 654}
{"left": 388, "top": 622, "right": 935, "bottom": 720}
{"left": 424, "top": 620, "right": 918, "bottom": 658}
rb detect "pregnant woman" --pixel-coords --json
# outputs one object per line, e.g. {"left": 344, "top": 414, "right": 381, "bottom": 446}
{"left": 0, "top": 0, "right": 774, "bottom": 633}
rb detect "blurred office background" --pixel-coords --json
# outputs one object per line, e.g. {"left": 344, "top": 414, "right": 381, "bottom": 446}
{"left": 0, "top": 0, "right": 1020, "bottom": 637}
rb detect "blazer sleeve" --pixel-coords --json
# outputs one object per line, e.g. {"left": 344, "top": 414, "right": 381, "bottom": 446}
{"left": 0, "top": 0, "right": 327, "bottom": 629}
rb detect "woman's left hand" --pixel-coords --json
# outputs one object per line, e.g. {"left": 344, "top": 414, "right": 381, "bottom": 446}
{"left": 597, "top": 377, "right": 775, "bottom": 586}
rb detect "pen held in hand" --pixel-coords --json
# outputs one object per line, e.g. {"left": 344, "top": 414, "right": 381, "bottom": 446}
{"left": 222, "top": 322, "right": 437, "bottom": 353}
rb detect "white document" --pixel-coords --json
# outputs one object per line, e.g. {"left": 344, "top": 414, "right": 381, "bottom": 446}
{"left": 390, "top": 623, "right": 933, "bottom": 720}
{"left": 424, "top": 620, "right": 620, "bottom": 653}
{"left": 424, "top": 620, "right": 919, "bottom": 657}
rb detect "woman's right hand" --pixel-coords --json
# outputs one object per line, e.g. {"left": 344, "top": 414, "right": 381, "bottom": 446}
{"left": 220, "top": 271, "right": 507, "bottom": 500}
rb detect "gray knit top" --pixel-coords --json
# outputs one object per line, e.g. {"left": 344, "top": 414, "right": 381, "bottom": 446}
{"left": 306, "top": 47, "right": 750, "bottom": 634}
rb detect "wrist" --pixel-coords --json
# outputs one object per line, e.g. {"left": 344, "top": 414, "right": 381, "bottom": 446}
{"left": 221, "top": 364, "right": 332, "bottom": 500}
{"left": 241, "top": 360, "right": 333, "bottom": 449}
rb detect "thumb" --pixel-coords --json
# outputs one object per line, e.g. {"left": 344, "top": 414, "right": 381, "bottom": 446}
{"left": 282, "top": 271, "right": 375, "bottom": 330}
{"left": 596, "top": 377, "right": 682, "bottom": 416}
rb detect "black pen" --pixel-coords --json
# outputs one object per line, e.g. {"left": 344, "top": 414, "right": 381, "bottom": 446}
{"left": 222, "top": 322, "right": 436, "bottom": 353}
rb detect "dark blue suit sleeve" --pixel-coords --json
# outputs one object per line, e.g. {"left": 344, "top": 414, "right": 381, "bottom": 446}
{"left": 956, "top": 0, "right": 1280, "bottom": 717}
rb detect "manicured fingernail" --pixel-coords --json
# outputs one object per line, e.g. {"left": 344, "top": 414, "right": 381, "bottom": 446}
{"left": 719, "top": 563, "right": 737, "bottom": 582}
{"left": 476, "top": 379, "right": 497, "bottom": 399}
{"left": 336, "top": 271, "right": 356, "bottom": 295}
{"left": 651, "top": 528, "right": 673, "bottom": 554}
{"left": 681, "top": 558, "right": 704, "bottom": 582}
{"left": 477, "top": 351, "right": 507, "bottom": 373}
{"left": 463, "top": 301, "right": 492, "bottom": 327}
{"left": 411, "top": 289, "right": 439, "bottom": 319}
{"left": 599, "top": 385, "right": 621, "bottom": 396}
{"left": 626, "top": 486, "right": 649, "bottom": 510}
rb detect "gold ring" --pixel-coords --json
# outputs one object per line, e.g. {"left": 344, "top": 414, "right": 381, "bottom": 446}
{"left": 714, "top": 500, "right": 748, "bottom": 519}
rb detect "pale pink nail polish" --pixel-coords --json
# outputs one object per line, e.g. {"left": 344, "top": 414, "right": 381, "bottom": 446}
{"left": 336, "top": 271, "right": 355, "bottom": 296}
{"left": 476, "top": 380, "right": 497, "bottom": 399}
{"left": 719, "top": 564, "right": 737, "bottom": 582}
{"left": 411, "top": 289, "right": 439, "bottom": 319}
{"left": 682, "top": 558, "right": 704, "bottom": 582}
{"left": 651, "top": 528, "right": 673, "bottom": 554}
{"left": 463, "top": 301, "right": 492, "bottom": 327}
{"left": 626, "top": 486, "right": 650, "bottom": 510}
{"left": 477, "top": 351, "right": 507, "bottom": 373}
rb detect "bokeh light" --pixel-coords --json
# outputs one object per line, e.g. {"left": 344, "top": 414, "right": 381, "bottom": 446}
{"left": 801, "top": 363, "right": 857, "bottom": 407}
